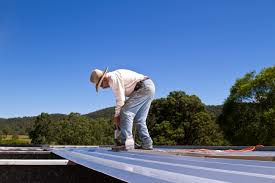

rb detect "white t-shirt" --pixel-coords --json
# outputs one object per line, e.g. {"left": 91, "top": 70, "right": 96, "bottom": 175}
{"left": 107, "top": 69, "right": 147, "bottom": 117}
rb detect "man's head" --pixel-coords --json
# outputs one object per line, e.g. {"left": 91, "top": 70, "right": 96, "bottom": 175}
{"left": 90, "top": 68, "right": 109, "bottom": 92}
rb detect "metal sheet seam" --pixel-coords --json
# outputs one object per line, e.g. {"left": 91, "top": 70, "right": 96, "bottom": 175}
{"left": 80, "top": 150, "right": 275, "bottom": 180}
{"left": 125, "top": 152, "right": 275, "bottom": 169}
{"left": 60, "top": 150, "right": 228, "bottom": 183}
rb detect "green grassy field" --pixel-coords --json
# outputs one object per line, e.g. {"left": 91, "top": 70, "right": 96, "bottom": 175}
{"left": 1, "top": 135, "right": 31, "bottom": 145}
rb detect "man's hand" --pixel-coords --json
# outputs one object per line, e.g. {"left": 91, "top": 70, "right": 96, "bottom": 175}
{"left": 113, "top": 116, "right": 120, "bottom": 128}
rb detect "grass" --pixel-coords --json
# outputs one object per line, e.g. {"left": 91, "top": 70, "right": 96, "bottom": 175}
{"left": 1, "top": 135, "right": 31, "bottom": 145}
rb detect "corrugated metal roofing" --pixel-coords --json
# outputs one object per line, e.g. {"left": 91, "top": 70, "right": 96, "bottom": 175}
{"left": 51, "top": 147, "right": 275, "bottom": 183}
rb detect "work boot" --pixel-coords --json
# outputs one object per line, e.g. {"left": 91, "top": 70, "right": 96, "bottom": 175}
{"left": 112, "top": 145, "right": 126, "bottom": 152}
{"left": 114, "top": 139, "right": 123, "bottom": 146}
{"left": 141, "top": 145, "right": 153, "bottom": 150}
{"left": 134, "top": 143, "right": 142, "bottom": 149}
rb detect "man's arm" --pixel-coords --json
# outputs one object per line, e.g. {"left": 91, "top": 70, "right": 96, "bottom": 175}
{"left": 109, "top": 75, "right": 125, "bottom": 126}
{"left": 113, "top": 116, "right": 120, "bottom": 128}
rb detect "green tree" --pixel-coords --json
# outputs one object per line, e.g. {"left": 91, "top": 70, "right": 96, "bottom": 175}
{"left": 264, "top": 106, "right": 275, "bottom": 145}
{"left": 0, "top": 131, "right": 2, "bottom": 143}
{"left": 29, "top": 113, "right": 51, "bottom": 144}
{"left": 29, "top": 112, "right": 114, "bottom": 145}
{"left": 219, "top": 66, "right": 275, "bottom": 145}
{"left": 148, "top": 91, "right": 226, "bottom": 145}
{"left": 12, "top": 134, "right": 19, "bottom": 141}
{"left": 2, "top": 128, "right": 10, "bottom": 138}
{"left": 151, "top": 121, "right": 183, "bottom": 145}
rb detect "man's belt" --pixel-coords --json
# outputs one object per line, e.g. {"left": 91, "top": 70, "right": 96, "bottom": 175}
{"left": 134, "top": 77, "right": 150, "bottom": 91}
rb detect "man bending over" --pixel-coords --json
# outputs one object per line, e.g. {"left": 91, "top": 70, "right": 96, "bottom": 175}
{"left": 90, "top": 68, "right": 155, "bottom": 150}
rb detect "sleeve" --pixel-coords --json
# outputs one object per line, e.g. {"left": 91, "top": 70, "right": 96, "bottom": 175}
{"left": 109, "top": 75, "right": 126, "bottom": 117}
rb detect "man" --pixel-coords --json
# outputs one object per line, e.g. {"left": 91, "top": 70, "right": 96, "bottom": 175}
{"left": 90, "top": 68, "right": 155, "bottom": 150}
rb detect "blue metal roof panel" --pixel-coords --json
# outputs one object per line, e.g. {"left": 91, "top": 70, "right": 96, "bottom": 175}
{"left": 51, "top": 147, "right": 275, "bottom": 183}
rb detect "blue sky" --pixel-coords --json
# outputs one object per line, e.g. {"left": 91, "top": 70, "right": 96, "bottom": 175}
{"left": 0, "top": 0, "right": 274, "bottom": 118}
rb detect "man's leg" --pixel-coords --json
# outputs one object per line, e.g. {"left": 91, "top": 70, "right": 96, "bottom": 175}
{"left": 120, "top": 79, "right": 155, "bottom": 145}
{"left": 134, "top": 97, "right": 154, "bottom": 148}
{"left": 134, "top": 80, "right": 155, "bottom": 148}
{"left": 120, "top": 107, "right": 135, "bottom": 145}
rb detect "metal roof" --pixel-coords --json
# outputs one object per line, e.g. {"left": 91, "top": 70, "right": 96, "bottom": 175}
{"left": 51, "top": 147, "right": 275, "bottom": 183}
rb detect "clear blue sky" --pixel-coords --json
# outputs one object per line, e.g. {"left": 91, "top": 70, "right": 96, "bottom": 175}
{"left": 0, "top": 0, "right": 274, "bottom": 118}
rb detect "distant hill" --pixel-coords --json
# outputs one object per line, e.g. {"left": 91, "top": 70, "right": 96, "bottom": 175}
{"left": 0, "top": 118, "right": 6, "bottom": 122}
{"left": 86, "top": 105, "right": 223, "bottom": 119}
{"left": 0, "top": 116, "right": 36, "bottom": 135}
{"left": 85, "top": 107, "right": 115, "bottom": 119}
{"left": 0, "top": 114, "right": 68, "bottom": 135}
{"left": 0, "top": 109, "right": 116, "bottom": 135}
{"left": 205, "top": 105, "right": 223, "bottom": 118}
{"left": 0, "top": 105, "right": 222, "bottom": 135}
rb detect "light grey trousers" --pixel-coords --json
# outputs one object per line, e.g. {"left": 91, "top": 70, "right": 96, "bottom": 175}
{"left": 120, "top": 79, "right": 155, "bottom": 148}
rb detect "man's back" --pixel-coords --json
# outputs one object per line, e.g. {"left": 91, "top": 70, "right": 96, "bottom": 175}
{"left": 107, "top": 69, "right": 147, "bottom": 97}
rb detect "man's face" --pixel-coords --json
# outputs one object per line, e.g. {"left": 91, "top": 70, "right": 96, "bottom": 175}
{"left": 101, "top": 77, "right": 110, "bottom": 89}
